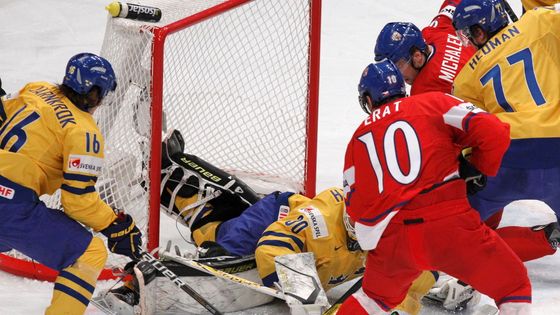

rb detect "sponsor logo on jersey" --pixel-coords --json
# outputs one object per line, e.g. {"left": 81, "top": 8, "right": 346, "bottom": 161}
{"left": 0, "top": 185, "right": 14, "bottom": 200}
{"left": 277, "top": 205, "right": 290, "bottom": 220}
{"left": 299, "top": 206, "right": 329, "bottom": 239}
{"left": 68, "top": 154, "right": 103, "bottom": 175}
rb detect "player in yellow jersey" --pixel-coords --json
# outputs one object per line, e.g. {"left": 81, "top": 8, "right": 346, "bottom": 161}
{"left": 0, "top": 53, "right": 142, "bottom": 315}
{"left": 452, "top": 0, "right": 560, "bottom": 259}
{"left": 107, "top": 129, "right": 443, "bottom": 315}
{"left": 521, "top": 0, "right": 558, "bottom": 12}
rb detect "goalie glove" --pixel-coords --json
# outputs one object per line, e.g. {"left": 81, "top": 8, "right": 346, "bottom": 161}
{"left": 101, "top": 212, "right": 143, "bottom": 260}
{"left": 458, "top": 153, "right": 487, "bottom": 195}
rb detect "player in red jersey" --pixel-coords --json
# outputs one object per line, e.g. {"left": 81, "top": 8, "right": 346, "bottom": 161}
{"left": 374, "top": 0, "right": 475, "bottom": 95}
{"left": 337, "top": 60, "right": 531, "bottom": 315}
{"left": 375, "top": 0, "right": 557, "bottom": 267}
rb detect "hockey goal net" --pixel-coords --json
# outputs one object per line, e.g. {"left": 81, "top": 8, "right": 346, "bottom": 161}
{"left": 0, "top": 0, "right": 320, "bottom": 281}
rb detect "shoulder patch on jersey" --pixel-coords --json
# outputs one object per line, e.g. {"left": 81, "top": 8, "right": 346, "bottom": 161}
{"left": 298, "top": 206, "right": 329, "bottom": 239}
{"left": 277, "top": 205, "right": 290, "bottom": 220}
{"left": 0, "top": 184, "right": 15, "bottom": 200}
{"left": 68, "top": 154, "right": 103, "bottom": 176}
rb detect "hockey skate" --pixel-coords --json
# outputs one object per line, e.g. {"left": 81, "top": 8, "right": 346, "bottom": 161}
{"left": 423, "top": 275, "right": 481, "bottom": 311}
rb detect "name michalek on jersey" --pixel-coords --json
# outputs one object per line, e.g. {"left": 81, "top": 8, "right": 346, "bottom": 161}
{"left": 468, "top": 25, "right": 521, "bottom": 70}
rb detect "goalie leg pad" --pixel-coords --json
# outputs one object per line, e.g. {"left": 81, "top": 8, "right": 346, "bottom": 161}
{"left": 216, "top": 191, "right": 294, "bottom": 256}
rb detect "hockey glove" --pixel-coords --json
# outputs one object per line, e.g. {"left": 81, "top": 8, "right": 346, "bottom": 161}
{"left": 101, "top": 213, "right": 143, "bottom": 260}
{"left": 458, "top": 154, "right": 487, "bottom": 195}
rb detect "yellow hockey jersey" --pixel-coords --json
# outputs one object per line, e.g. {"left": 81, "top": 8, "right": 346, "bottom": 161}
{"left": 453, "top": 8, "right": 560, "bottom": 168}
{"left": 255, "top": 187, "right": 366, "bottom": 291}
{"left": 521, "top": 0, "right": 558, "bottom": 11}
{"left": 0, "top": 82, "right": 116, "bottom": 231}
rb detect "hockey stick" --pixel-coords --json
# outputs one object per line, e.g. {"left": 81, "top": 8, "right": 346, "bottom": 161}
{"left": 161, "top": 251, "right": 286, "bottom": 300}
{"left": 89, "top": 297, "right": 118, "bottom": 315}
{"left": 322, "top": 277, "right": 362, "bottom": 315}
{"left": 140, "top": 251, "right": 223, "bottom": 315}
{"left": 502, "top": 0, "right": 518, "bottom": 22}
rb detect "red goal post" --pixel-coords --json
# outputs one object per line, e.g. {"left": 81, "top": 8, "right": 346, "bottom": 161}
{"left": 0, "top": 0, "right": 321, "bottom": 281}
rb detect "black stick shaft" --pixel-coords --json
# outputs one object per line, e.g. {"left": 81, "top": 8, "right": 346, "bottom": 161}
{"left": 141, "top": 251, "right": 223, "bottom": 315}
{"left": 503, "top": 0, "right": 519, "bottom": 22}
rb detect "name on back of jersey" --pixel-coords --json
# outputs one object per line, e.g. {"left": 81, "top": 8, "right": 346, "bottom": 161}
{"left": 468, "top": 25, "right": 521, "bottom": 70}
{"left": 365, "top": 100, "right": 401, "bottom": 125}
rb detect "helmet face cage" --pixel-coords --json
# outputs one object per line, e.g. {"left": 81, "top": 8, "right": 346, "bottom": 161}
{"left": 63, "top": 53, "right": 117, "bottom": 100}
{"left": 453, "top": 0, "right": 509, "bottom": 41}
{"left": 343, "top": 208, "right": 357, "bottom": 241}
{"left": 358, "top": 94, "right": 372, "bottom": 115}
{"left": 374, "top": 22, "right": 427, "bottom": 65}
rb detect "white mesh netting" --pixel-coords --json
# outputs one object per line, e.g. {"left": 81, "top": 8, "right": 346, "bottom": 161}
{"left": 2, "top": 0, "right": 318, "bottom": 277}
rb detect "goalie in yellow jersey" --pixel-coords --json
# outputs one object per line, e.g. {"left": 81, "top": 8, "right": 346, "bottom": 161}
{"left": 104, "top": 129, "right": 479, "bottom": 315}
{"left": 452, "top": 0, "right": 560, "bottom": 258}
{"left": 0, "top": 53, "right": 142, "bottom": 315}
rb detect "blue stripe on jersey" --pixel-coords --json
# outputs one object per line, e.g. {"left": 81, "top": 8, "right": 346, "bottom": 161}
{"left": 431, "top": 270, "right": 440, "bottom": 282}
{"left": 61, "top": 184, "right": 96, "bottom": 195}
{"left": 63, "top": 173, "right": 97, "bottom": 183}
{"left": 502, "top": 138, "right": 560, "bottom": 169}
{"left": 0, "top": 100, "right": 6, "bottom": 123}
{"left": 257, "top": 239, "right": 294, "bottom": 251}
{"left": 359, "top": 200, "right": 409, "bottom": 224}
{"left": 59, "top": 270, "right": 95, "bottom": 293}
{"left": 498, "top": 295, "right": 532, "bottom": 304}
{"left": 261, "top": 231, "right": 304, "bottom": 251}
{"left": 261, "top": 271, "right": 279, "bottom": 287}
{"left": 53, "top": 283, "right": 90, "bottom": 306}
{"left": 0, "top": 105, "right": 26, "bottom": 137}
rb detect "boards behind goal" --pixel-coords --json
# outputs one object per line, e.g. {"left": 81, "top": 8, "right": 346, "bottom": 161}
{"left": 0, "top": 0, "right": 321, "bottom": 281}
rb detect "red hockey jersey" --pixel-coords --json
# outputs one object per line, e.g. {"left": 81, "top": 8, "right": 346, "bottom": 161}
{"left": 410, "top": 0, "right": 476, "bottom": 95}
{"left": 343, "top": 92, "right": 510, "bottom": 250}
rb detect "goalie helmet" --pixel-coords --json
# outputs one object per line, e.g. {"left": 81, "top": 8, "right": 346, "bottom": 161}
{"left": 374, "top": 22, "right": 427, "bottom": 63}
{"left": 63, "top": 52, "right": 117, "bottom": 99}
{"left": 358, "top": 60, "right": 406, "bottom": 114}
{"left": 343, "top": 207, "right": 360, "bottom": 251}
{"left": 453, "top": 0, "right": 509, "bottom": 44}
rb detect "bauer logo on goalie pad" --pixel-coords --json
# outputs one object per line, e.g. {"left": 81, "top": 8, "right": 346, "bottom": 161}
{"left": 68, "top": 154, "right": 103, "bottom": 175}
{"left": 0, "top": 185, "right": 15, "bottom": 200}
{"left": 299, "top": 207, "right": 329, "bottom": 239}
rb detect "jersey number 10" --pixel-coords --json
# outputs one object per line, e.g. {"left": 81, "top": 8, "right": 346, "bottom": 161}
{"left": 358, "top": 120, "right": 421, "bottom": 194}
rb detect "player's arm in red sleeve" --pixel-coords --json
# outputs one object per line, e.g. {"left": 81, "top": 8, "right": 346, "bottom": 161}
{"left": 441, "top": 94, "right": 510, "bottom": 176}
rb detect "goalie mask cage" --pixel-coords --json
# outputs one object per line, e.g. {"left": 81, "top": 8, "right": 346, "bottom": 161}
{"left": 0, "top": 0, "right": 321, "bottom": 281}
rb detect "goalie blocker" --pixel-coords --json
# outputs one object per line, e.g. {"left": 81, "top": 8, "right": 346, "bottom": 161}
{"left": 160, "top": 129, "right": 260, "bottom": 234}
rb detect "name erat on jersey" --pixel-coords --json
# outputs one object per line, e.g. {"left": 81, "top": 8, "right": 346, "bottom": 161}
{"left": 411, "top": 0, "right": 475, "bottom": 95}
{"left": 343, "top": 92, "right": 509, "bottom": 250}
{"left": 453, "top": 7, "right": 560, "bottom": 169}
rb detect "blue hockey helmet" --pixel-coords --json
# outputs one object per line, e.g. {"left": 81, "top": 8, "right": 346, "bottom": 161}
{"left": 374, "top": 22, "right": 427, "bottom": 63}
{"left": 63, "top": 53, "right": 117, "bottom": 99}
{"left": 358, "top": 60, "right": 406, "bottom": 114}
{"left": 453, "top": 0, "right": 509, "bottom": 42}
